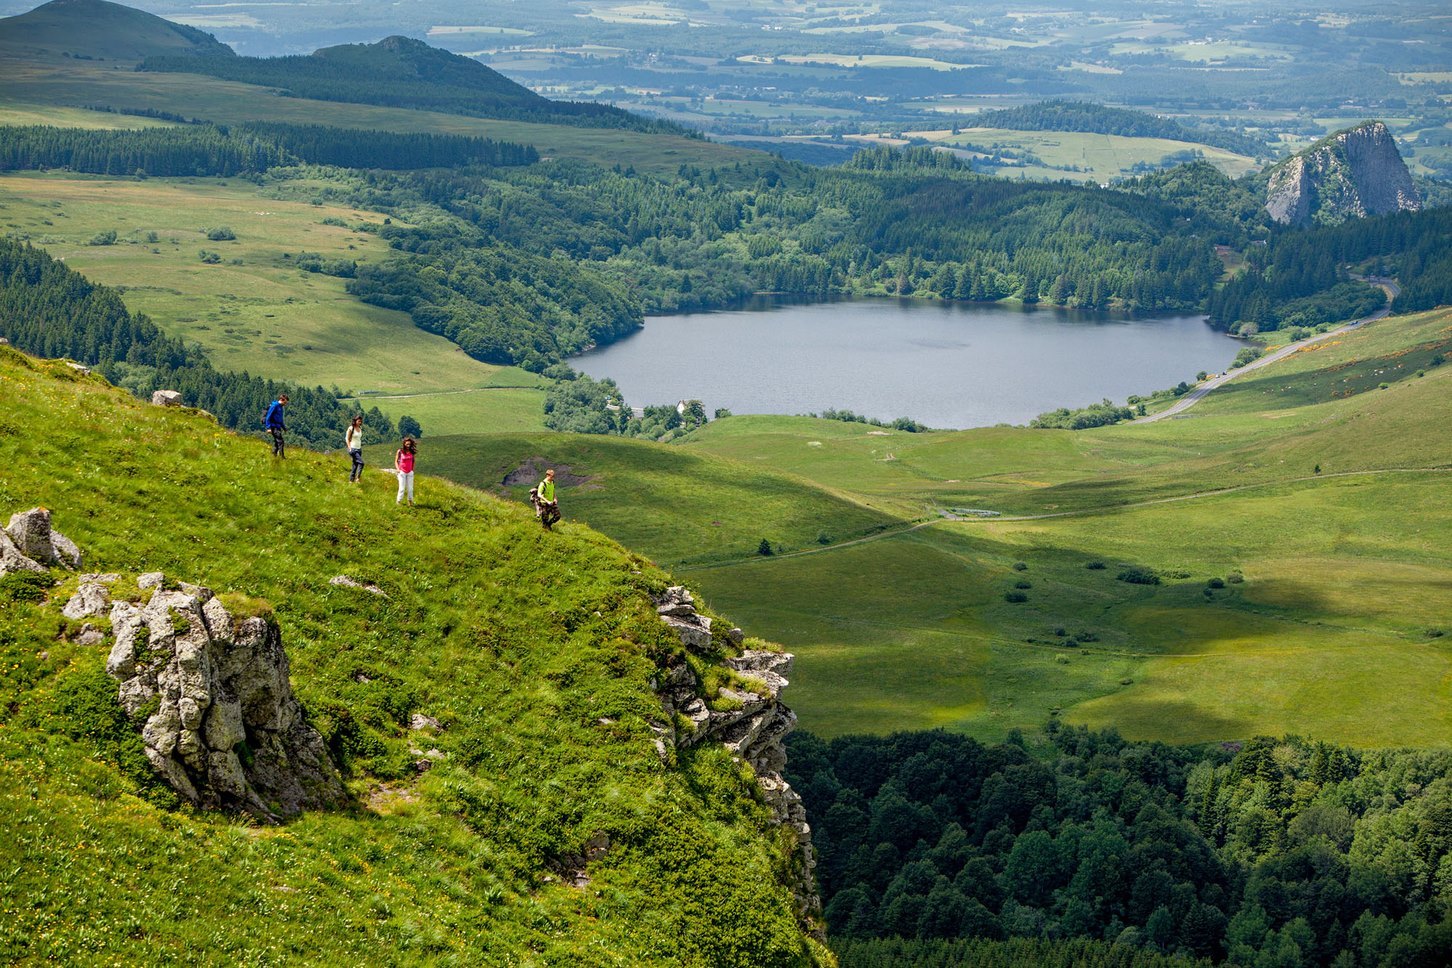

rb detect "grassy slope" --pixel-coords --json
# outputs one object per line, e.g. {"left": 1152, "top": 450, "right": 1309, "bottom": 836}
{"left": 0, "top": 171, "right": 548, "bottom": 429}
{"left": 422, "top": 308, "right": 1452, "bottom": 744}
{"left": 0, "top": 347, "right": 819, "bottom": 966}
{"left": 413, "top": 432, "right": 900, "bottom": 568}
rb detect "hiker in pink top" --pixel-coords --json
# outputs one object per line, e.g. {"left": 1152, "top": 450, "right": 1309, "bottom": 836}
{"left": 395, "top": 436, "right": 417, "bottom": 506}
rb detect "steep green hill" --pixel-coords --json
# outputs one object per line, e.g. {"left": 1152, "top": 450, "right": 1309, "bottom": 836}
{"left": 0, "top": 0, "right": 233, "bottom": 62}
{"left": 0, "top": 344, "right": 827, "bottom": 965}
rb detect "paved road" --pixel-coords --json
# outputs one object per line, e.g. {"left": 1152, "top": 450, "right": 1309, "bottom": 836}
{"left": 1137, "top": 278, "right": 1400, "bottom": 424}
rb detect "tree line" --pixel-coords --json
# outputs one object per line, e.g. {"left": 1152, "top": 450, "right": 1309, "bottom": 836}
{"left": 787, "top": 726, "right": 1452, "bottom": 965}
{"left": 0, "top": 237, "right": 390, "bottom": 449}
{"left": 1208, "top": 207, "right": 1452, "bottom": 332}
{"left": 0, "top": 123, "right": 536, "bottom": 177}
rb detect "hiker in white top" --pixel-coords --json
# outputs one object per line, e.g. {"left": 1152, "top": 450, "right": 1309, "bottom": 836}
{"left": 345, "top": 415, "right": 365, "bottom": 483}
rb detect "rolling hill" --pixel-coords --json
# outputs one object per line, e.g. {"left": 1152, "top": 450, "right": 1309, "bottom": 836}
{"left": 0, "top": 0, "right": 233, "bottom": 61}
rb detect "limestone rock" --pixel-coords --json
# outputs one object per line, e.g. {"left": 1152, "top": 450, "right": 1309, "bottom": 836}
{"left": 655, "top": 586, "right": 713, "bottom": 653}
{"left": 409, "top": 712, "right": 442, "bottom": 731}
{"left": 2, "top": 507, "right": 81, "bottom": 575}
{"left": 1265, "top": 121, "right": 1420, "bottom": 227}
{"left": 105, "top": 581, "right": 344, "bottom": 819}
{"left": 0, "top": 529, "right": 46, "bottom": 576}
{"left": 648, "top": 591, "right": 818, "bottom": 918}
{"left": 151, "top": 389, "right": 183, "bottom": 407}
{"left": 63, "top": 574, "right": 118, "bottom": 620}
{"left": 329, "top": 574, "right": 387, "bottom": 597}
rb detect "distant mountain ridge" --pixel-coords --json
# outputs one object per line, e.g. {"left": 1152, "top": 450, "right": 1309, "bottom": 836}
{"left": 0, "top": 0, "right": 233, "bottom": 61}
{"left": 1263, "top": 121, "right": 1420, "bottom": 227}
{"left": 140, "top": 33, "right": 690, "bottom": 134}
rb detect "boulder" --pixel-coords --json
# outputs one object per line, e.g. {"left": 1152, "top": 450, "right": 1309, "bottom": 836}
{"left": 62, "top": 573, "right": 118, "bottom": 619}
{"left": 6, "top": 508, "right": 58, "bottom": 565}
{"left": 0, "top": 529, "right": 46, "bottom": 576}
{"left": 106, "top": 582, "right": 344, "bottom": 819}
{"left": 151, "top": 390, "right": 183, "bottom": 407}
{"left": 2, "top": 507, "right": 81, "bottom": 574}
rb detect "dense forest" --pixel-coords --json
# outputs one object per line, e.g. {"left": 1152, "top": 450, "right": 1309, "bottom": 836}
{"left": 311, "top": 146, "right": 1225, "bottom": 368}
{"left": 0, "top": 237, "right": 388, "bottom": 449}
{"left": 1207, "top": 207, "right": 1452, "bottom": 332}
{"left": 967, "top": 102, "right": 1268, "bottom": 159}
{"left": 140, "top": 37, "right": 690, "bottom": 135}
{"left": 788, "top": 727, "right": 1452, "bottom": 966}
{"left": 0, "top": 123, "right": 536, "bottom": 176}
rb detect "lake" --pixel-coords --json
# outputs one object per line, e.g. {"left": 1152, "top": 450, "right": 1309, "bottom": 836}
{"left": 574, "top": 298, "right": 1243, "bottom": 429}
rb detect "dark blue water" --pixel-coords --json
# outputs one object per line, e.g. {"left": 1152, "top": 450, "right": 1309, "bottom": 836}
{"left": 575, "top": 297, "right": 1240, "bottom": 429}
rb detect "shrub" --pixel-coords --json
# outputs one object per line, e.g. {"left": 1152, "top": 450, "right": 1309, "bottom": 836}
{"left": 1117, "top": 566, "right": 1161, "bottom": 585}
{"left": 1207, "top": 577, "right": 1225, "bottom": 589}
{"left": 87, "top": 230, "right": 117, "bottom": 246}
{"left": 1074, "top": 631, "right": 1098, "bottom": 643}
{"left": 1012, "top": 562, "right": 1028, "bottom": 571}
{"left": 1052, "top": 627, "right": 1067, "bottom": 637}
{"left": 1014, "top": 580, "right": 1032, "bottom": 589}
{"left": 1426, "top": 628, "right": 1445, "bottom": 639}
{"left": 1226, "top": 571, "right": 1244, "bottom": 584}
{"left": 1085, "top": 561, "right": 1106, "bottom": 570}
{"left": 398, "top": 415, "right": 423, "bottom": 438}
{"left": 0, "top": 571, "right": 54, "bottom": 603}
{"left": 206, "top": 226, "right": 236, "bottom": 241}
{"left": 757, "top": 539, "right": 773, "bottom": 557}
{"left": 1004, "top": 591, "right": 1027, "bottom": 603}
{"left": 1230, "top": 347, "right": 1262, "bottom": 369}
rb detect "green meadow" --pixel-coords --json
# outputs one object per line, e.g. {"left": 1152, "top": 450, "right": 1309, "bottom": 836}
{"left": 931, "top": 127, "right": 1258, "bottom": 181}
{"left": 0, "top": 171, "right": 548, "bottom": 428}
{"left": 420, "top": 307, "right": 1452, "bottom": 745}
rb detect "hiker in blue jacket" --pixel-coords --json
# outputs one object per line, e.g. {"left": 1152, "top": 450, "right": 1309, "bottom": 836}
{"left": 265, "top": 393, "right": 289, "bottom": 458}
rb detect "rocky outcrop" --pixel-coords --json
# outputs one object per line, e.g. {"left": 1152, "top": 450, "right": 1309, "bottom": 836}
{"left": 1265, "top": 121, "right": 1420, "bottom": 227}
{"left": 651, "top": 586, "right": 819, "bottom": 920}
{"left": 1, "top": 507, "right": 81, "bottom": 575}
{"left": 151, "top": 389, "right": 183, "bottom": 407}
{"left": 70, "top": 574, "right": 345, "bottom": 820}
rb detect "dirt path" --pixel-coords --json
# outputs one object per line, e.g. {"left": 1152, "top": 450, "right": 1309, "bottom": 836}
{"left": 1137, "top": 278, "right": 1401, "bottom": 424}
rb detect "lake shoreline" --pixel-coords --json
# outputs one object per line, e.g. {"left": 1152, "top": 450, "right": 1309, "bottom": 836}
{"left": 577, "top": 297, "right": 1240, "bottom": 431}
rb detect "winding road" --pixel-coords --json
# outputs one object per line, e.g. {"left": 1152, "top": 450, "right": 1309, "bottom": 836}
{"left": 1137, "top": 278, "right": 1400, "bottom": 424}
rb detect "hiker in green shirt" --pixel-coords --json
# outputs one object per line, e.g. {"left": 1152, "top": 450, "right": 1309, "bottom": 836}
{"left": 534, "top": 468, "right": 561, "bottom": 530}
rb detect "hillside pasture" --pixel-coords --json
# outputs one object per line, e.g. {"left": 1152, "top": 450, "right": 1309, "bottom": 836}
{"left": 0, "top": 172, "right": 504, "bottom": 399}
